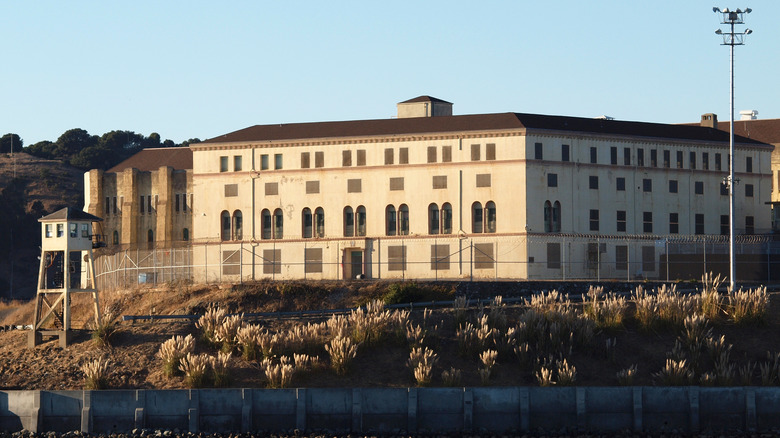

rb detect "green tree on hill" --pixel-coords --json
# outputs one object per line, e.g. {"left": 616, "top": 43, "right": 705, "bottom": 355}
{"left": 0, "top": 133, "right": 23, "bottom": 153}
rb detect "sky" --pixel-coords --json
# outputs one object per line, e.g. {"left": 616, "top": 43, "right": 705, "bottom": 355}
{"left": 2, "top": 1, "right": 778, "bottom": 147}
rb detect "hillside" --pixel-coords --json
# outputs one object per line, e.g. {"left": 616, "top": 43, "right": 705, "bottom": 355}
{"left": 1, "top": 280, "right": 779, "bottom": 391}
{"left": 0, "top": 153, "right": 84, "bottom": 299}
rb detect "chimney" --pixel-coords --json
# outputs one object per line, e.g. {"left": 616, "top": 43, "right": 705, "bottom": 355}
{"left": 700, "top": 113, "right": 718, "bottom": 128}
{"left": 739, "top": 110, "right": 758, "bottom": 120}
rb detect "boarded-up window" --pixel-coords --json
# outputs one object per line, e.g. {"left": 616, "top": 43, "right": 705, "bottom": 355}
{"left": 306, "top": 181, "right": 320, "bottom": 194}
{"left": 486, "top": 143, "right": 496, "bottom": 161}
{"left": 356, "top": 150, "right": 366, "bottom": 166}
{"left": 301, "top": 152, "right": 310, "bottom": 168}
{"left": 471, "top": 144, "right": 480, "bottom": 161}
{"left": 390, "top": 177, "right": 404, "bottom": 191}
{"left": 388, "top": 245, "right": 406, "bottom": 271}
{"left": 642, "top": 246, "right": 655, "bottom": 272}
{"left": 399, "top": 148, "right": 409, "bottom": 164}
{"left": 224, "top": 184, "right": 238, "bottom": 197}
{"left": 384, "top": 148, "right": 394, "bottom": 165}
{"left": 427, "top": 146, "right": 437, "bottom": 163}
{"left": 265, "top": 182, "right": 278, "bottom": 196}
{"left": 263, "top": 249, "right": 281, "bottom": 274}
{"left": 442, "top": 146, "right": 452, "bottom": 162}
{"left": 304, "top": 248, "right": 323, "bottom": 273}
{"left": 347, "top": 179, "right": 362, "bottom": 193}
{"left": 432, "top": 175, "right": 447, "bottom": 189}
{"left": 315, "top": 151, "right": 324, "bottom": 168}
{"left": 222, "top": 250, "right": 240, "bottom": 275}
{"left": 476, "top": 174, "right": 491, "bottom": 187}
{"left": 342, "top": 150, "right": 352, "bottom": 167}
{"left": 431, "top": 244, "right": 450, "bottom": 270}
{"left": 547, "top": 243, "right": 561, "bottom": 269}
{"left": 616, "top": 245, "right": 628, "bottom": 270}
{"left": 474, "top": 243, "right": 494, "bottom": 269}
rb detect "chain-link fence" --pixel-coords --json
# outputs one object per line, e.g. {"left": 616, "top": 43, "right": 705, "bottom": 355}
{"left": 93, "top": 234, "right": 780, "bottom": 290}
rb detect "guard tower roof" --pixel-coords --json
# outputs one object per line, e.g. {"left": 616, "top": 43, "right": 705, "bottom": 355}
{"left": 39, "top": 207, "right": 103, "bottom": 223}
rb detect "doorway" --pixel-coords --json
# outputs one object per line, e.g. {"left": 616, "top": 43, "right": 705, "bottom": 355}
{"left": 344, "top": 249, "right": 364, "bottom": 279}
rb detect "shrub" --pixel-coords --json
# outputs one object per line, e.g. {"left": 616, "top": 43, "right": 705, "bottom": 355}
{"left": 406, "top": 323, "right": 426, "bottom": 348}
{"left": 452, "top": 296, "right": 468, "bottom": 328}
{"left": 407, "top": 347, "right": 438, "bottom": 386}
{"left": 740, "top": 361, "right": 755, "bottom": 386}
{"left": 441, "top": 367, "right": 462, "bottom": 387}
{"left": 700, "top": 272, "right": 725, "bottom": 320}
{"left": 556, "top": 359, "right": 576, "bottom": 386}
{"left": 383, "top": 282, "right": 423, "bottom": 305}
{"left": 195, "top": 306, "right": 226, "bottom": 346}
{"left": 583, "top": 287, "right": 626, "bottom": 330}
{"left": 727, "top": 286, "right": 769, "bottom": 325}
{"left": 236, "top": 324, "right": 263, "bottom": 360}
{"left": 616, "top": 365, "right": 637, "bottom": 386}
{"left": 179, "top": 353, "right": 211, "bottom": 388}
{"left": 211, "top": 352, "right": 231, "bottom": 387}
{"left": 326, "top": 335, "right": 358, "bottom": 375}
{"left": 487, "top": 295, "right": 507, "bottom": 331}
{"left": 157, "top": 334, "right": 195, "bottom": 378}
{"left": 81, "top": 357, "right": 110, "bottom": 390}
{"left": 654, "top": 359, "right": 693, "bottom": 386}
{"left": 215, "top": 314, "right": 243, "bottom": 353}
{"left": 260, "top": 356, "right": 295, "bottom": 388}
{"left": 535, "top": 367, "right": 554, "bottom": 387}
{"left": 479, "top": 349, "right": 498, "bottom": 385}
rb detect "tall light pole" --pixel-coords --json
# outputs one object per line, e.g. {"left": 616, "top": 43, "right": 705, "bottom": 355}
{"left": 714, "top": 7, "right": 751, "bottom": 291}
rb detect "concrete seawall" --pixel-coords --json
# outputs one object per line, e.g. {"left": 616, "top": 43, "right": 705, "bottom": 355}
{"left": 1, "top": 387, "right": 778, "bottom": 434}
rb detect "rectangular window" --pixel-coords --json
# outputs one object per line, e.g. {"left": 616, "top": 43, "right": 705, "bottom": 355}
{"left": 616, "top": 246, "right": 628, "bottom": 270}
{"left": 663, "top": 150, "right": 670, "bottom": 168}
{"left": 56, "top": 223, "right": 64, "bottom": 238}
{"left": 616, "top": 177, "right": 625, "bottom": 191}
{"left": 589, "top": 175, "right": 598, "bottom": 190}
{"left": 81, "top": 225, "right": 91, "bottom": 239}
{"left": 590, "top": 147, "right": 597, "bottom": 164}
{"left": 113, "top": 197, "right": 117, "bottom": 214}
{"left": 589, "top": 209, "right": 599, "bottom": 231}
{"left": 721, "top": 215, "right": 729, "bottom": 235}
{"left": 384, "top": 148, "right": 394, "bottom": 165}
{"left": 105, "top": 197, "right": 111, "bottom": 215}
{"left": 399, "top": 148, "right": 409, "bottom": 164}
{"left": 222, "top": 251, "right": 240, "bottom": 276}
{"left": 265, "top": 182, "right": 278, "bottom": 196}
{"left": 715, "top": 153, "right": 722, "bottom": 171}
{"left": 745, "top": 216, "right": 754, "bottom": 234}
{"left": 315, "top": 151, "right": 324, "bottom": 168}
{"left": 676, "top": 151, "right": 683, "bottom": 169}
{"left": 637, "top": 149, "right": 644, "bottom": 167}
{"left": 304, "top": 248, "right": 323, "bottom": 273}
{"left": 432, "top": 175, "right": 447, "bottom": 189}
{"left": 234, "top": 156, "right": 242, "bottom": 172}
{"left": 301, "top": 152, "right": 310, "bottom": 168}
{"left": 69, "top": 223, "right": 77, "bottom": 238}
{"left": 471, "top": 144, "right": 481, "bottom": 161}
{"left": 695, "top": 213, "right": 704, "bottom": 235}
{"left": 356, "top": 149, "right": 366, "bottom": 166}
{"left": 149, "top": 196, "right": 152, "bottom": 214}
{"left": 669, "top": 180, "right": 678, "bottom": 193}
{"left": 474, "top": 243, "right": 494, "bottom": 269}
{"left": 224, "top": 184, "right": 238, "bottom": 197}
{"left": 643, "top": 178, "right": 652, "bottom": 192}
{"left": 689, "top": 152, "right": 696, "bottom": 170}
{"left": 427, "top": 146, "right": 437, "bottom": 163}
{"left": 182, "top": 194, "right": 187, "bottom": 212}
{"left": 547, "top": 173, "right": 558, "bottom": 187}
{"left": 702, "top": 152, "right": 709, "bottom": 170}
{"left": 389, "top": 177, "right": 404, "bottom": 191}
{"left": 220, "top": 156, "right": 228, "bottom": 172}
{"left": 720, "top": 182, "right": 729, "bottom": 196}
{"left": 140, "top": 196, "right": 144, "bottom": 214}
{"left": 486, "top": 143, "right": 496, "bottom": 161}
{"left": 650, "top": 149, "right": 658, "bottom": 167}
{"left": 610, "top": 147, "right": 617, "bottom": 165}
{"left": 746, "top": 156, "right": 753, "bottom": 173}
{"left": 669, "top": 213, "right": 679, "bottom": 234}
{"left": 476, "top": 174, "right": 491, "bottom": 187}
{"left": 643, "top": 211, "right": 653, "bottom": 233}
{"left": 388, "top": 245, "right": 406, "bottom": 271}
{"left": 617, "top": 210, "right": 626, "bottom": 232}
{"left": 305, "top": 180, "right": 320, "bottom": 194}
{"left": 45, "top": 224, "right": 52, "bottom": 238}
{"left": 695, "top": 181, "right": 704, "bottom": 195}
{"left": 262, "top": 249, "right": 281, "bottom": 274}
{"left": 342, "top": 150, "right": 352, "bottom": 167}
{"left": 623, "top": 147, "right": 631, "bottom": 166}
{"left": 546, "top": 243, "right": 561, "bottom": 269}
{"left": 442, "top": 146, "right": 452, "bottom": 163}
{"left": 274, "top": 153, "right": 283, "bottom": 169}
{"left": 431, "top": 244, "right": 451, "bottom": 271}
{"left": 561, "top": 144, "right": 569, "bottom": 162}
{"left": 642, "top": 246, "right": 655, "bottom": 272}
{"left": 534, "top": 142, "right": 543, "bottom": 160}
{"left": 745, "top": 184, "right": 754, "bottom": 197}
{"left": 347, "top": 179, "right": 362, "bottom": 193}
{"left": 260, "top": 154, "right": 269, "bottom": 170}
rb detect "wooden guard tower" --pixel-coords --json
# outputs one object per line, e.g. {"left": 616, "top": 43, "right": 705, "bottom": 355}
{"left": 29, "top": 208, "right": 102, "bottom": 348}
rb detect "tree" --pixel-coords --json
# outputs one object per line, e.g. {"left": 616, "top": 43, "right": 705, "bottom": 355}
{"left": 0, "top": 133, "right": 23, "bottom": 153}
{"left": 70, "top": 145, "right": 116, "bottom": 170}
{"left": 180, "top": 138, "right": 201, "bottom": 148}
{"left": 24, "top": 140, "right": 56, "bottom": 159}
{"left": 55, "top": 128, "right": 98, "bottom": 159}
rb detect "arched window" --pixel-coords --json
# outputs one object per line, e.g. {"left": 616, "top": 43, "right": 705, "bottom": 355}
{"left": 472, "top": 202, "right": 483, "bottom": 233}
{"left": 428, "top": 203, "right": 440, "bottom": 234}
{"left": 315, "top": 207, "right": 325, "bottom": 237}
{"left": 261, "top": 209, "right": 271, "bottom": 240}
{"left": 553, "top": 201, "right": 561, "bottom": 232}
{"left": 112, "top": 230, "right": 119, "bottom": 245}
{"left": 356, "top": 206, "right": 366, "bottom": 236}
{"left": 273, "top": 208, "right": 283, "bottom": 239}
{"left": 399, "top": 204, "right": 410, "bottom": 235}
{"left": 386, "top": 205, "right": 396, "bottom": 236}
{"left": 544, "top": 201, "right": 552, "bottom": 233}
{"left": 442, "top": 203, "right": 452, "bottom": 234}
{"left": 486, "top": 201, "right": 496, "bottom": 233}
{"left": 232, "top": 210, "right": 243, "bottom": 240}
{"left": 220, "top": 210, "right": 231, "bottom": 241}
{"left": 182, "top": 228, "right": 189, "bottom": 241}
{"left": 343, "top": 206, "right": 354, "bottom": 237}
{"left": 302, "top": 208, "right": 313, "bottom": 238}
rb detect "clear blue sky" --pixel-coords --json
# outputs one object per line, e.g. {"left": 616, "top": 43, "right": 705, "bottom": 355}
{"left": 3, "top": 1, "right": 778, "bottom": 146}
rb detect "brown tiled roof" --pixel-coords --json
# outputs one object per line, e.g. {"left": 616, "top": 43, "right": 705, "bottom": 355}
{"left": 201, "top": 112, "right": 769, "bottom": 147}
{"left": 107, "top": 147, "right": 193, "bottom": 173}
{"left": 717, "top": 119, "right": 780, "bottom": 144}
{"left": 40, "top": 207, "right": 102, "bottom": 222}
{"left": 399, "top": 95, "right": 453, "bottom": 104}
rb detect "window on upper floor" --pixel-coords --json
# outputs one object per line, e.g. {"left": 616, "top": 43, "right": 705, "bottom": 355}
{"left": 534, "top": 143, "right": 543, "bottom": 160}
{"left": 745, "top": 216, "right": 754, "bottom": 234}
{"left": 689, "top": 152, "right": 696, "bottom": 170}
{"left": 703, "top": 152, "right": 709, "bottom": 170}
{"left": 356, "top": 150, "right": 366, "bottom": 166}
{"left": 695, "top": 213, "right": 704, "bottom": 235}
{"left": 610, "top": 147, "right": 617, "bottom": 165}
{"left": 590, "top": 147, "right": 597, "bottom": 164}
{"left": 676, "top": 151, "right": 683, "bottom": 169}
{"left": 384, "top": 148, "right": 394, "bottom": 165}
{"left": 301, "top": 152, "right": 310, "bottom": 169}
{"left": 486, "top": 143, "right": 496, "bottom": 161}
{"left": 548, "top": 173, "right": 558, "bottom": 188}
{"left": 643, "top": 178, "right": 652, "bottom": 192}
{"left": 589, "top": 209, "right": 599, "bottom": 231}
{"left": 643, "top": 211, "right": 653, "bottom": 233}
{"left": 561, "top": 144, "right": 569, "bottom": 162}
{"left": 356, "top": 206, "right": 366, "bottom": 236}
{"left": 427, "top": 146, "right": 437, "bottom": 163}
{"left": 399, "top": 148, "right": 409, "bottom": 164}
{"left": 745, "top": 184, "right": 754, "bottom": 197}
{"left": 669, "top": 180, "right": 678, "bottom": 193}
{"left": 472, "top": 202, "right": 483, "bottom": 233}
{"left": 746, "top": 156, "right": 753, "bottom": 173}
{"left": 342, "top": 150, "right": 352, "bottom": 167}
{"left": 589, "top": 176, "right": 598, "bottom": 190}
{"left": 715, "top": 153, "right": 722, "bottom": 171}
{"left": 669, "top": 213, "right": 679, "bottom": 234}
{"left": 234, "top": 156, "right": 242, "bottom": 172}
{"left": 442, "top": 146, "right": 452, "bottom": 163}
{"left": 220, "top": 156, "right": 228, "bottom": 172}
{"left": 623, "top": 148, "right": 631, "bottom": 166}
{"left": 485, "top": 201, "right": 496, "bottom": 233}
{"left": 616, "top": 177, "right": 625, "bottom": 191}
{"left": 637, "top": 149, "right": 644, "bottom": 167}
{"left": 663, "top": 150, "right": 670, "bottom": 168}
{"left": 260, "top": 154, "right": 269, "bottom": 170}
{"left": 315, "top": 151, "right": 324, "bottom": 168}
{"left": 274, "top": 154, "right": 283, "bottom": 170}
{"left": 471, "top": 144, "right": 481, "bottom": 161}
{"left": 651, "top": 149, "right": 658, "bottom": 167}
{"left": 617, "top": 210, "right": 626, "bottom": 232}
{"left": 302, "top": 208, "right": 312, "bottom": 238}
{"left": 695, "top": 181, "right": 704, "bottom": 195}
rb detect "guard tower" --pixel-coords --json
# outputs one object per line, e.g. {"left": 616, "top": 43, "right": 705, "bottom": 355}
{"left": 29, "top": 208, "right": 102, "bottom": 348}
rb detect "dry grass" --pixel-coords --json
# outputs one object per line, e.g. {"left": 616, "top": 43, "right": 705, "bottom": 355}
{"left": 80, "top": 356, "right": 110, "bottom": 390}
